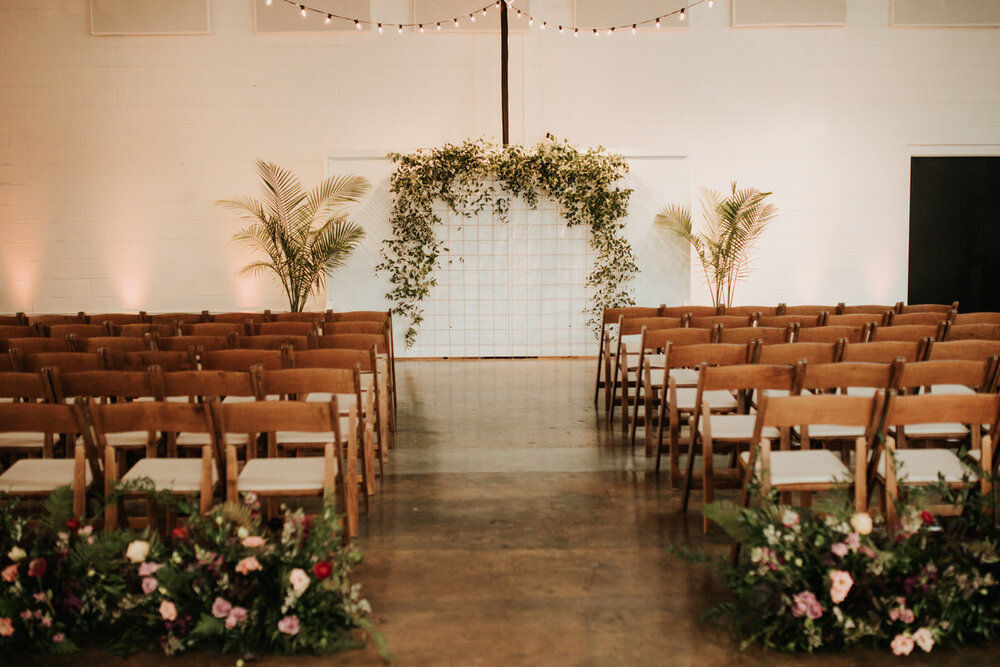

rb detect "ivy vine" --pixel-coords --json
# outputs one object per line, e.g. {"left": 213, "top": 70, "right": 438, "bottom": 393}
{"left": 376, "top": 137, "right": 638, "bottom": 347}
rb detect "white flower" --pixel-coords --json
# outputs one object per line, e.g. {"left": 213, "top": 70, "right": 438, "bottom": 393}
{"left": 289, "top": 568, "right": 310, "bottom": 595}
{"left": 781, "top": 510, "right": 799, "bottom": 527}
{"left": 125, "top": 540, "right": 150, "bottom": 563}
{"left": 913, "top": 627, "right": 934, "bottom": 653}
{"left": 237, "top": 527, "right": 249, "bottom": 540}
{"left": 850, "top": 512, "right": 873, "bottom": 536}
{"left": 763, "top": 525, "right": 780, "bottom": 546}
{"left": 7, "top": 546, "right": 26, "bottom": 562}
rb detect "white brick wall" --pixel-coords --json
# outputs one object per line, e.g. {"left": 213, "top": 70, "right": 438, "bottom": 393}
{"left": 1, "top": 0, "right": 999, "bottom": 331}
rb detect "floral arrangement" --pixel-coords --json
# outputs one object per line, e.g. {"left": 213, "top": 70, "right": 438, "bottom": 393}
{"left": 0, "top": 487, "right": 388, "bottom": 661}
{"left": 690, "top": 490, "right": 1000, "bottom": 655}
{"left": 377, "top": 137, "right": 637, "bottom": 346}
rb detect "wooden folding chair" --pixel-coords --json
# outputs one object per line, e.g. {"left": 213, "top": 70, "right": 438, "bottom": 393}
{"left": 0, "top": 325, "right": 34, "bottom": 339}
{"left": 827, "top": 312, "right": 891, "bottom": 328}
{"left": 24, "top": 313, "right": 86, "bottom": 326}
{"left": 655, "top": 343, "right": 751, "bottom": 485}
{"left": 201, "top": 349, "right": 284, "bottom": 371}
{"left": 723, "top": 305, "right": 779, "bottom": 317}
{"left": 876, "top": 393, "right": 999, "bottom": 525}
{"left": 758, "top": 314, "right": 826, "bottom": 329}
{"left": 148, "top": 312, "right": 205, "bottom": 325}
{"left": 0, "top": 370, "right": 59, "bottom": 459}
{"left": 838, "top": 303, "right": 899, "bottom": 315}
{"left": 795, "top": 324, "right": 867, "bottom": 343}
{"left": 271, "top": 311, "right": 329, "bottom": 324}
{"left": 113, "top": 350, "right": 198, "bottom": 372}
{"left": 660, "top": 305, "right": 719, "bottom": 318}
{"left": 945, "top": 324, "right": 1000, "bottom": 341}
{"left": 239, "top": 334, "right": 312, "bottom": 351}
{"left": 927, "top": 339, "right": 1000, "bottom": 364}
{"left": 180, "top": 322, "right": 244, "bottom": 337}
{"left": 841, "top": 340, "right": 927, "bottom": 364}
{"left": 718, "top": 326, "right": 790, "bottom": 345}
{"left": 76, "top": 336, "right": 148, "bottom": 355}
{"left": 0, "top": 403, "right": 98, "bottom": 518}
{"left": 211, "top": 398, "right": 359, "bottom": 540}
{"left": 685, "top": 363, "right": 800, "bottom": 531}
{"left": 611, "top": 316, "right": 685, "bottom": 427}
{"left": 44, "top": 323, "right": 107, "bottom": 339}
{"left": 3, "top": 338, "right": 75, "bottom": 356}
{"left": 326, "top": 310, "right": 396, "bottom": 414}
{"left": 317, "top": 333, "right": 395, "bottom": 430}
{"left": 897, "top": 302, "right": 958, "bottom": 315}
{"left": 756, "top": 342, "right": 841, "bottom": 366}
{"left": 87, "top": 312, "right": 145, "bottom": 327}
{"left": 17, "top": 352, "right": 102, "bottom": 373}
{"left": 889, "top": 312, "right": 954, "bottom": 327}
{"left": 254, "top": 321, "right": 320, "bottom": 336}
{"left": 953, "top": 312, "right": 1000, "bottom": 326}
{"left": 113, "top": 323, "right": 179, "bottom": 338}
{"left": 689, "top": 315, "right": 756, "bottom": 329}
{"left": 85, "top": 399, "right": 219, "bottom": 530}
{"left": 869, "top": 325, "right": 941, "bottom": 344}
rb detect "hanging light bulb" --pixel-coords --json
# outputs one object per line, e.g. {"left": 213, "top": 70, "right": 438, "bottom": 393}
{"left": 679, "top": 8, "right": 686, "bottom": 21}
{"left": 541, "top": 21, "right": 547, "bottom": 30}
{"left": 454, "top": 18, "right": 459, "bottom": 27}
{"left": 436, "top": 22, "right": 441, "bottom": 30}
{"left": 355, "top": 19, "right": 361, "bottom": 29}
{"left": 558, "top": 25, "right": 563, "bottom": 33}
{"left": 482, "top": 8, "right": 487, "bottom": 16}
{"left": 377, "top": 22, "right": 383, "bottom": 33}
{"left": 325, "top": 15, "right": 331, "bottom": 24}
{"left": 299, "top": 5, "right": 306, "bottom": 17}
{"left": 470, "top": 13, "right": 475, "bottom": 22}
{"left": 528, "top": 17, "right": 533, "bottom": 26}
{"left": 419, "top": 24, "right": 424, "bottom": 32}
{"left": 631, "top": 24, "right": 636, "bottom": 34}
{"left": 397, "top": 24, "right": 403, "bottom": 33}
{"left": 708, "top": 0, "right": 714, "bottom": 7}
{"left": 655, "top": 17, "right": 661, "bottom": 28}
{"left": 265, "top": 0, "right": 271, "bottom": 5}
{"left": 516, "top": 9, "right": 521, "bottom": 17}
{"left": 593, "top": 28, "right": 598, "bottom": 37}
{"left": 574, "top": 28, "right": 579, "bottom": 37}
{"left": 607, "top": 27, "right": 613, "bottom": 36}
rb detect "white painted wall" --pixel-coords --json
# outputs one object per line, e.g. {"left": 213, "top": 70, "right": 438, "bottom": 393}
{"left": 1, "top": 1, "right": 999, "bottom": 333}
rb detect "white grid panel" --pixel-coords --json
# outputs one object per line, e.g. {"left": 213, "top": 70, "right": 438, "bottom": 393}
{"left": 407, "top": 193, "right": 596, "bottom": 358}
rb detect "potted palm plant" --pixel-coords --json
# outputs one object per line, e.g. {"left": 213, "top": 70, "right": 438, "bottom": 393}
{"left": 655, "top": 181, "right": 777, "bottom": 309}
{"left": 219, "top": 160, "right": 369, "bottom": 312}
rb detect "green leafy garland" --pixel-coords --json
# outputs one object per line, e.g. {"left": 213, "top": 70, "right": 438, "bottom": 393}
{"left": 377, "top": 137, "right": 637, "bottom": 346}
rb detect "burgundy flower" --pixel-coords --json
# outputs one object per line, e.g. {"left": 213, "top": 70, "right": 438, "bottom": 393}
{"left": 312, "top": 561, "right": 332, "bottom": 580}
{"left": 171, "top": 526, "right": 188, "bottom": 540}
{"left": 27, "top": 558, "right": 46, "bottom": 578}
{"left": 920, "top": 510, "right": 934, "bottom": 525}
{"left": 64, "top": 518, "right": 81, "bottom": 531}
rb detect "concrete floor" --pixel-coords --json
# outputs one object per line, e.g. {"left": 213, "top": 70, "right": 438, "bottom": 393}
{"left": 57, "top": 359, "right": 999, "bottom": 666}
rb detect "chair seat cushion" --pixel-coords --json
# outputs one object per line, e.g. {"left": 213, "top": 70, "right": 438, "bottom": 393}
{"left": 897, "top": 423, "right": 970, "bottom": 438}
{"left": 671, "top": 368, "right": 700, "bottom": 386}
{"left": 237, "top": 456, "right": 336, "bottom": 492}
{"left": 799, "top": 424, "right": 866, "bottom": 439}
{"left": 673, "top": 388, "right": 737, "bottom": 412}
{"left": 176, "top": 432, "right": 245, "bottom": 447}
{"left": 276, "top": 425, "right": 348, "bottom": 445}
{"left": 105, "top": 431, "right": 154, "bottom": 448}
{"left": 304, "top": 393, "right": 357, "bottom": 410}
{"left": 876, "top": 449, "right": 975, "bottom": 484}
{"left": 700, "top": 415, "right": 779, "bottom": 441}
{"left": 740, "top": 449, "right": 850, "bottom": 486}
{"left": 223, "top": 395, "right": 257, "bottom": 404}
{"left": 121, "top": 458, "right": 217, "bottom": 493}
{"left": 927, "top": 384, "right": 976, "bottom": 396}
{"left": 0, "top": 459, "right": 93, "bottom": 494}
{"left": 0, "top": 432, "right": 45, "bottom": 450}
{"left": 845, "top": 387, "right": 879, "bottom": 397}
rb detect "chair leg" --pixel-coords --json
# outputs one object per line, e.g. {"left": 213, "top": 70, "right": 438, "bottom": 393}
{"left": 681, "top": 429, "right": 699, "bottom": 514}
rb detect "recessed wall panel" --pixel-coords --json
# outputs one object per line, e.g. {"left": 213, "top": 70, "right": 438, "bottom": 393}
{"left": 90, "top": 0, "right": 210, "bottom": 35}
{"left": 254, "top": 0, "right": 371, "bottom": 33}
{"left": 891, "top": 0, "right": 1000, "bottom": 27}
{"left": 732, "top": 0, "right": 846, "bottom": 27}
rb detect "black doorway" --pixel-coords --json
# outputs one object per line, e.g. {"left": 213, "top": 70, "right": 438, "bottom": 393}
{"left": 909, "top": 156, "right": 1000, "bottom": 312}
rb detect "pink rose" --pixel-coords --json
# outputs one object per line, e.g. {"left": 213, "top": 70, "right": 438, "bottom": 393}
{"left": 277, "top": 614, "right": 300, "bottom": 635}
{"left": 41, "top": 615, "right": 51, "bottom": 628}
{"left": 831, "top": 543, "right": 849, "bottom": 557}
{"left": 138, "top": 562, "right": 163, "bottom": 577}
{"left": 891, "top": 633, "right": 915, "bottom": 656}
{"left": 27, "top": 558, "right": 46, "bottom": 578}
{"left": 859, "top": 545, "right": 877, "bottom": 558}
{"left": 900, "top": 608, "right": 915, "bottom": 624}
{"left": 791, "top": 591, "right": 822, "bottom": 620}
{"left": 0, "top": 617, "right": 13, "bottom": 637}
{"left": 235, "top": 556, "right": 261, "bottom": 575}
{"left": 913, "top": 627, "right": 934, "bottom": 653}
{"left": 52, "top": 632, "right": 64, "bottom": 643}
{"left": 889, "top": 608, "right": 900, "bottom": 622}
{"left": 19, "top": 611, "right": 30, "bottom": 620}
{"left": 289, "top": 568, "right": 310, "bottom": 594}
{"left": 211, "top": 597, "right": 233, "bottom": 619}
{"left": 241, "top": 536, "right": 266, "bottom": 548}
{"left": 829, "top": 570, "right": 853, "bottom": 604}
{"left": 159, "top": 600, "right": 177, "bottom": 622}
{"left": 1, "top": 564, "right": 17, "bottom": 583}
{"left": 845, "top": 532, "right": 860, "bottom": 550}
{"left": 141, "top": 577, "right": 158, "bottom": 594}
{"left": 225, "top": 606, "right": 247, "bottom": 629}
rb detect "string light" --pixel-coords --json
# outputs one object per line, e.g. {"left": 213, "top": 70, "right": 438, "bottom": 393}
{"left": 709, "top": 0, "right": 714, "bottom": 7}
{"left": 269, "top": 0, "right": 707, "bottom": 36}
{"left": 397, "top": 24, "right": 403, "bottom": 33}
{"left": 377, "top": 23, "right": 383, "bottom": 33}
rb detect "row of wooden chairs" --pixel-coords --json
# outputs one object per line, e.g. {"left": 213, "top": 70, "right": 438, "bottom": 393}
{"left": 0, "top": 318, "right": 387, "bottom": 340}
{"left": 0, "top": 364, "right": 393, "bottom": 539}
{"left": 3, "top": 309, "right": 385, "bottom": 326}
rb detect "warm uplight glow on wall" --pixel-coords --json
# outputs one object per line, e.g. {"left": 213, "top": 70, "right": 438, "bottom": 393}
{"left": 1, "top": 245, "right": 38, "bottom": 311}
{"left": 235, "top": 275, "right": 260, "bottom": 308}
{"left": 116, "top": 276, "right": 147, "bottom": 309}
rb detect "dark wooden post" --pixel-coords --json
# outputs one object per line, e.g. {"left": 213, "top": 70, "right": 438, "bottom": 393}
{"left": 500, "top": 0, "right": 509, "bottom": 146}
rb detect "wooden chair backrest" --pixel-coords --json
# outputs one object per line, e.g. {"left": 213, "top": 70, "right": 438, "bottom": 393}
{"left": 827, "top": 312, "right": 890, "bottom": 328}
{"left": 181, "top": 322, "right": 243, "bottom": 336}
{"left": 781, "top": 305, "right": 834, "bottom": 316}
{"left": 896, "top": 359, "right": 995, "bottom": 393}
{"left": 619, "top": 316, "right": 684, "bottom": 336}
{"left": 723, "top": 305, "right": 778, "bottom": 316}
{"left": 0, "top": 371, "right": 53, "bottom": 401}
{"left": 45, "top": 324, "right": 107, "bottom": 339}
{"left": 50, "top": 369, "right": 155, "bottom": 403}
{"left": 841, "top": 340, "right": 925, "bottom": 363}
{"left": 212, "top": 398, "right": 341, "bottom": 441}
{"left": 0, "top": 315, "right": 23, "bottom": 326}
{"left": 890, "top": 312, "right": 953, "bottom": 327}
{"left": 255, "top": 321, "right": 319, "bottom": 336}
{"left": 795, "top": 325, "right": 867, "bottom": 344}
{"left": 660, "top": 305, "right": 719, "bottom": 318}
{"left": 2, "top": 338, "right": 73, "bottom": 354}
{"left": 317, "top": 334, "right": 387, "bottom": 354}
{"left": 19, "top": 352, "right": 102, "bottom": 373}
{"left": 838, "top": 303, "right": 898, "bottom": 315}
{"left": 25, "top": 313, "right": 86, "bottom": 326}
{"left": 0, "top": 325, "right": 34, "bottom": 338}
{"left": 114, "top": 323, "right": 178, "bottom": 338}
{"left": 756, "top": 342, "right": 840, "bottom": 365}
{"left": 755, "top": 393, "right": 884, "bottom": 432}
{"left": 290, "top": 348, "right": 375, "bottom": 372}
{"left": 270, "top": 311, "right": 328, "bottom": 324}
{"left": 689, "top": 315, "right": 754, "bottom": 329}
{"left": 322, "top": 321, "right": 387, "bottom": 336}
{"left": 252, "top": 367, "right": 358, "bottom": 398}
{"left": 0, "top": 401, "right": 82, "bottom": 434}
{"left": 601, "top": 306, "right": 660, "bottom": 325}
{"left": 326, "top": 310, "right": 391, "bottom": 324}
{"left": 953, "top": 312, "right": 1000, "bottom": 326}
{"left": 209, "top": 312, "right": 269, "bottom": 325}
{"left": 869, "top": 325, "right": 940, "bottom": 343}
{"left": 759, "top": 314, "right": 825, "bottom": 328}
{"left": 697, "top": 362, "right": 798, "bottom": 394}
{"left": 927, "top": 339, "right": 1000, "bottom": 362}
{"left": 666, "top": 342, "right": 752, "bottom": 369}
{"left": 78, "top": 337, "right": 148, "bottom": 354}
{"left": 113, "top": 350, "right": 197, "bottom": 372}
{"left": 157, "top": 369, "right": 256, "bottom": 400}
{"left": 87, "top": 399, "right": 218, "bottom": 465}
{"left": 157, "top": 335, "right": 235, "bottom": 352}
{"left": 799, "top": 361, "right": 899, "bottom": 392}
{"left": 718, "top": 326, "right": 789, "bottom": 345}
{"left": 239, "top": 334, "right": 311, "bottom": 351}
{"left": 946, "top": 324, "right": 1000, "bottom": 341}
{"left": 884, "top": 392, "right": 1000, "bottom": 430}
{"left": 201, "top": 349, "right": 283, "bottom": 371}
{"left": 148, "top": 312, "right": 205, "bottom": 324}
{"left": 641, "top": 327, "right": 713, "bottom": 351}
{"left": 897, "top": 302, "right": 958, "bottom": 315}
{"left": 87, "top": 313, "right": 144, "bottom": 326}
{"left": 0, "top": 356, "right": 11, "bottom": 372}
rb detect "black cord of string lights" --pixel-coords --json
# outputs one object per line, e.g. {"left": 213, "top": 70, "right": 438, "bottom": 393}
{"left": 269, "top": 0, "right": 715, "bottom": 34}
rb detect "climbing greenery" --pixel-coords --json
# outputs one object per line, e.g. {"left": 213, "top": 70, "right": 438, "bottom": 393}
{"left": 377, "top": 138, "right": 637, "bottom": 346}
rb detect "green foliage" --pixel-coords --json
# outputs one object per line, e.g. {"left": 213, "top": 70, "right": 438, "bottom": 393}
{"left": 656, "top": 181, "right": 777, "bottom": 309}
{"left": 377, "top": 137, "right": 637, "bottom": 346}
{"left": 219, "top": 159, "right": 370, "bottom": 312}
